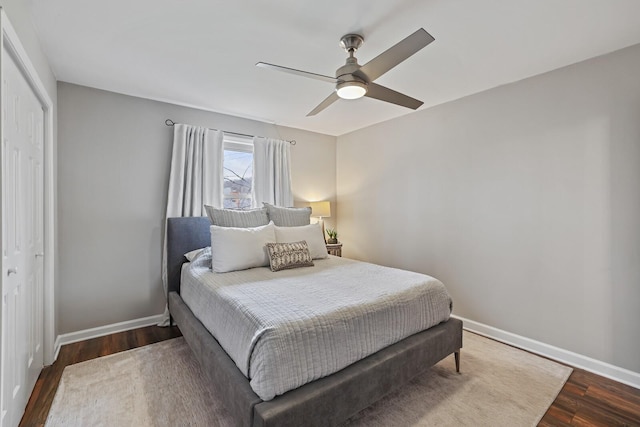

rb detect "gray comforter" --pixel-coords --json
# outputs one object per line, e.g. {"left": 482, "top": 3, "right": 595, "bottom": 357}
{"left": 181, "top": 250, "right": 452, "bottom": 401}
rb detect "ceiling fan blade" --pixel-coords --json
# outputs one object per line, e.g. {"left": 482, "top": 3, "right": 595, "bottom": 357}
{"left": 256, "top": 62, "right": 337, "bottom": 84}
{"left": 365, "top": 83, "right": 424, "bottom": 110}
{"left": 356, "top": 28, "right": 434, "bottom": 82}
{"left": 307, "top": 92, "right": 340, "bottom": 116}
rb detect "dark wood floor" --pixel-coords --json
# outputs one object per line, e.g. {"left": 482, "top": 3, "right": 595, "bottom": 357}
{"left": 540, "top": 368, "right": 640, "bottom": 426}
{"left": 20, "top": 326, "right": 640, "bottom": 426}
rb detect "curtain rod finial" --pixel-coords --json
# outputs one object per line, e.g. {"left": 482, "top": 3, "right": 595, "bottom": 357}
{"left": 165, "top": 119, "right": 175, "bottom": 126}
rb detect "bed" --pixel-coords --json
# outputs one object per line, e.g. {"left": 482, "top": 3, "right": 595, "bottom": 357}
{"left": 166, "top": 216, "right": 463, "bottom": 426}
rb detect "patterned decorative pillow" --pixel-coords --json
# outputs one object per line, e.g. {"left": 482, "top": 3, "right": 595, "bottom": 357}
{"left": 204, "top": 205, "right": 269, "bottom": 227}
{"left": 265, "top": 241, "right": 314, "bottom": 272}
{"left": 263, "top": 203, "right": 311, "bottom": 227}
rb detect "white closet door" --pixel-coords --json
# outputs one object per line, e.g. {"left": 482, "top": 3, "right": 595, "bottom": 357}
{"left": 1, "top": 43, "right": 45, "bottom": 427}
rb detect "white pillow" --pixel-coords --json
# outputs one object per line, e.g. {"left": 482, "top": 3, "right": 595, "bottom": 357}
{"left": 210, "top": 222, "right": 276, "bottom": 273}
{"left": 275, "top": 223, "right": 328, "bottom": 259}
{"left": 184, "top": 248, "right": 205, "bottom": 262}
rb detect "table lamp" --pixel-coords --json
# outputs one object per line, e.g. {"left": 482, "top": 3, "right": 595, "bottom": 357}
{"left": 309, "top": 201, "right": 331, "bottom": 242}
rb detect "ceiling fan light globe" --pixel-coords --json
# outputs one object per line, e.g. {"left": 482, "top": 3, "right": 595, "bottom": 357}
{"left": 336, "top": 81, "right": 367, "bottom": 99}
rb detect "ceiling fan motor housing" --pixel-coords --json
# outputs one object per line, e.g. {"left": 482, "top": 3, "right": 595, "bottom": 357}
{"left": 336, "top": 57, "right": 366, "bottom": 83}
{"left": 335, "top": 56, "right": 367, "bottom": 99}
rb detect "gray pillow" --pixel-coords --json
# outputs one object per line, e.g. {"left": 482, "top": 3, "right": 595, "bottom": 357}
{"left": 204, "top": 205, "right": 269, "bottom": 228}
{"left": 263, "top": 203, "right": 311, "bottom": 227}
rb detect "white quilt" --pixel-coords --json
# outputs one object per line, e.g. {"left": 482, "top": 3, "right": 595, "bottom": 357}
{"left": 181, "top": 250, "right": 452, "bottom": 401}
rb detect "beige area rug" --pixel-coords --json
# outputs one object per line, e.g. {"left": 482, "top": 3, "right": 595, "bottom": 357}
{"left": 46, "top": 332, "right": 571, "bottom": 427}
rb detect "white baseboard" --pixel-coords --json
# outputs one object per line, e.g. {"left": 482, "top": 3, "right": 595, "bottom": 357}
{"left": 53, "top": 314, "right": 164, "bottom": 361}
{"left": 453, "top": 315, "right": 640, "bottom": 390}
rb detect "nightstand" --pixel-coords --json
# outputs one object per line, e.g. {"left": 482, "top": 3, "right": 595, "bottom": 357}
{"left": 326, "top": 243, "right": 342, "bottom": 257}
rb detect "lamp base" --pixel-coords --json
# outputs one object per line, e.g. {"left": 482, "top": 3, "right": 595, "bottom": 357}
{"left": 318, "top": 218, "right": 326, "bottom": 243}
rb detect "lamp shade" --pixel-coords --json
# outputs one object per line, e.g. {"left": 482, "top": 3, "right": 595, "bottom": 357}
{"left": 309, "top": 201, "right": 331, "bottom": 218}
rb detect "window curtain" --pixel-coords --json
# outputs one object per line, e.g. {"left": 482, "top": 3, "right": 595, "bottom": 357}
{"left": 252, "top": 137, "right": 293, "bottom": 207}
{"left": 159, "top": 124, "right": 224, "bottom": 326}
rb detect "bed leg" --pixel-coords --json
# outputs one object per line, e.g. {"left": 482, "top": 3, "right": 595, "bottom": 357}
{"left": 454, "top": 351, "right": 460, "bottom": 373}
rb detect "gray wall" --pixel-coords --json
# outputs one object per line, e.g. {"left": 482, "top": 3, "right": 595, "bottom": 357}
{"left": 57, "top": 82, "right": 336, "bottom": 334}
{"left": 337, "top": 44, "right": 640, "bottom": 373}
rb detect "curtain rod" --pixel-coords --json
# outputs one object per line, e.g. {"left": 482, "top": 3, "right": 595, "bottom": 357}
{"left": 165, "top": 119, "right": 296, "bottom": 145}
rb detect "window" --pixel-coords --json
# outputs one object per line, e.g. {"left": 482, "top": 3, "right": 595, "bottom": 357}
{"left": 223, "top": 135, "right": 253, "bottom": 209}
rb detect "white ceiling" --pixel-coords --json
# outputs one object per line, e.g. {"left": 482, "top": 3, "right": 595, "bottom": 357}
{"left": 29, "top": 0, "right": 640, "bottom": 136}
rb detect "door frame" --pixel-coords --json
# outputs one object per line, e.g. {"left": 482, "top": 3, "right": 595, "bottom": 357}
{"left": 0, "top": 9, "right": 56, "bottom": 365}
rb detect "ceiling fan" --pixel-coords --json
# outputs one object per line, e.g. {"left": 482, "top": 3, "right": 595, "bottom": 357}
{"left": 256, "top": 28, "right": 434, "bottom": 116}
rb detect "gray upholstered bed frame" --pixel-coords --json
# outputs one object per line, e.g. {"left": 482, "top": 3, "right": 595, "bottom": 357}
{"left": 166, "top": 216, "right": 463, "bottom": 427}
